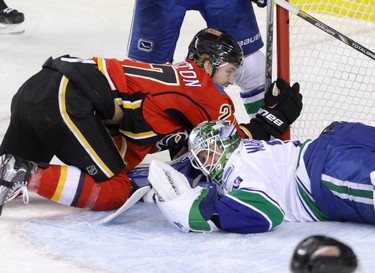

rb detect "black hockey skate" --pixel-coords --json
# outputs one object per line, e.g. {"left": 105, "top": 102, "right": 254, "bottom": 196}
{"left": 0, "top": 7, "right": 25, "bottom": 34}
{"left": 0, "top": 7, "right": 24, "bottom": 24}
{"left": 0, "top": 154, "right": 36, "bottom": 216}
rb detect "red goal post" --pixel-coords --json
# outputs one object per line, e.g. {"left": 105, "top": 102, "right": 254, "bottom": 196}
{"left": 277, "top": 2, "right": 290, "bottom": 139}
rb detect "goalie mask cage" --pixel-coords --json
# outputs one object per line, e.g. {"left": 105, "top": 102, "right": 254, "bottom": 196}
{"left": 276, "top": 0, "right": 375, "bottom": 140}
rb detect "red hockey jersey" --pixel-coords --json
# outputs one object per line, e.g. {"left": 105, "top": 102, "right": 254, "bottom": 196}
{"left": 94, "top": 57, "right": 243, "bottom": 170}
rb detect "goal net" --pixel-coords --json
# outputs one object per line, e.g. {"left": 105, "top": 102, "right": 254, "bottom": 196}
{"left": 277, "top": 0, "right": 375, "bottom": 140}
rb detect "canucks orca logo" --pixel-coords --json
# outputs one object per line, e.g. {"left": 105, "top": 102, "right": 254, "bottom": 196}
{"left": 156, "top": 131, "right": 189, "bottom": 151}
{"left": 138, "top": 38, "right": 153, "bottom": 52}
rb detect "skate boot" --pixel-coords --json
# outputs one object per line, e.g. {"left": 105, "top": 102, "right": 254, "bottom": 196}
{"left": 0, "top": 154, "right": 37, "bottom": 216}
{"left": 0, "top": 7, "right": 24, "bottom": 24}
{"left": 0, "top": 7, "right": 25, "bottom": 34}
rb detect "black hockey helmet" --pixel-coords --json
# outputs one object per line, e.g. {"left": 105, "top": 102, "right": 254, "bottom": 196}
{"left": 290, "top": 235, "right": 358, "bottom": 273}
{"left": 186, "top": 28, "right": 244, "bottom": 69}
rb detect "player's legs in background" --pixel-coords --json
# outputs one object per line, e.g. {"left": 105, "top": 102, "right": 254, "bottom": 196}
{"left": 201, "top": 0, "right": 265, "bottom": 118}
{"left": 236, "top": 50, "right": 266, "bottom": 118}
{"left": 127, "top": 0, "right": 187, "bottom": 63}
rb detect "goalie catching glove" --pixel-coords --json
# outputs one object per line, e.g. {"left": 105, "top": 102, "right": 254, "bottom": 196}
{"left": 249, "top": 78, "right": 302, "bottom": 139}
{"left": 147, "top": 160, "right": 219, "bottom": 233}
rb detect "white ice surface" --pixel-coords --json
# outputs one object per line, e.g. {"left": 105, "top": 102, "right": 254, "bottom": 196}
{"left": 0, "top": 1, "right": 374, "bottom": 273}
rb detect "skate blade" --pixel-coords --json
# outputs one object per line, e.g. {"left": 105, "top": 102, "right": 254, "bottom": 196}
{"left": 0, "top": 23, "right": 25, "bottom": 34}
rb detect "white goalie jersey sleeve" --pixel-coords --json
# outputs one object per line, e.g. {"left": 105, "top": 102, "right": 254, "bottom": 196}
{"left": 214, "top": 138, "right": 309, "bottom": 233}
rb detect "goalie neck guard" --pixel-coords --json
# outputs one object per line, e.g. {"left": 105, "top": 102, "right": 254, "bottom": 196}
{"left": 290, "top": 235, "right": 358, "bottom": 273}
{"left": 188, "top": 120, "right": 240, "bottom": 187}
{"left": 186, "top": 28, "right": 244, "bottom": 70}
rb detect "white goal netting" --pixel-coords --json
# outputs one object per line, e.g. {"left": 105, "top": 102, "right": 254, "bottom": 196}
{"left": 285, "top": 0, "right": 375, "bottom": 139}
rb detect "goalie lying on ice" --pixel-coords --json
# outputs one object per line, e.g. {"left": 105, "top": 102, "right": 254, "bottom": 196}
{"left": 148, "top": 120, "right": 375, "bottom": 234}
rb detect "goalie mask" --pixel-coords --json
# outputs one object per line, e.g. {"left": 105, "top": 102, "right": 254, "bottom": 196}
{"left": 186, "top": 28, "right": 244, "bottom": 72}
{"left": 188, "top": 120, "right": 241, "bottom": 186}
{"left": 290, "top": 235, "right": 358, "bottom": 273}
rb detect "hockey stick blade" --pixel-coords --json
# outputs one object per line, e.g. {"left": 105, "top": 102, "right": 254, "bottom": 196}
{"left": 100, "top": 185, "right": 151, "bottom": 224}
{"left": 274, "top": 0, "right": 375, "bottom": 61}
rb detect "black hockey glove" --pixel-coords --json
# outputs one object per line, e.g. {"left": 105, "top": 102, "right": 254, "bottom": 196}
{"left": 255, "top": 78, "right": 303, "bottom": 138}
{"left": 251, "top": 0, "right": 267, "bottom": 8}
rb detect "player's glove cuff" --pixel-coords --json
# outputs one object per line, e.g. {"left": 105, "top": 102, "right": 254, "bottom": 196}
{"left": 240, "top": 119, "right": 271, "bottom": 140}
{"left": 255, "top": 107, "right": 288, "bottom": 138}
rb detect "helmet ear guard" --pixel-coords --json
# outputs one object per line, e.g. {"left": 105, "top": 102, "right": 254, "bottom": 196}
{"left": 188, "top": 120, "right": 241, "bottom": 187}
{"left": 186, "top": 28, "right": 244, "bottom": 71}
{"left": 290, "top": 235, "right": 358, "bottom": 273}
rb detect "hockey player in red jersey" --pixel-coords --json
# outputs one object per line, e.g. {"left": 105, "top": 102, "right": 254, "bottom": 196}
{"left": 0, "top": 28, "right": 301, "bottom": 214}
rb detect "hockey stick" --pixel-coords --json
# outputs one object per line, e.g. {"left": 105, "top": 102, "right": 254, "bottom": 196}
{"left": 100, "top": 185, "right": 151, "bottom": 224}
{"left": 274, "top": 0, "right": 375, "bottom": 61}
{"left": 265, "top": 0, "right": 275, "bottom": 91}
